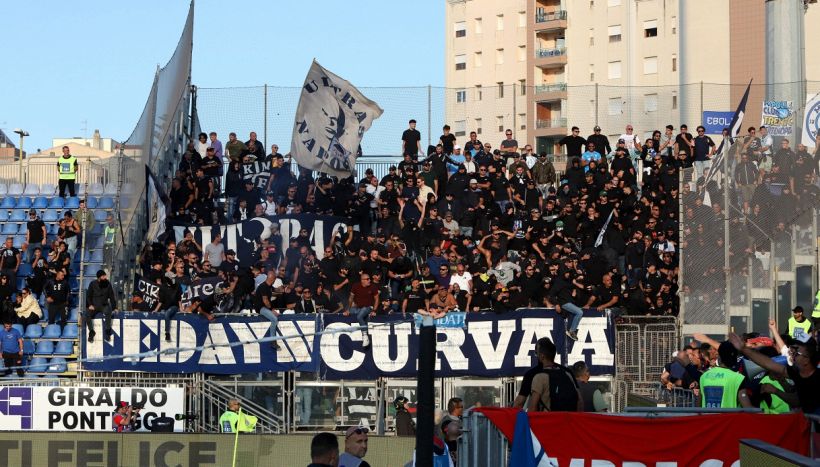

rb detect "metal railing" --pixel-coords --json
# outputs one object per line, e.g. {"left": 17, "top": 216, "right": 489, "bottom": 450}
{"left": 459, "top": 410, "right": 509, "bottom": 467}
{"left": 535, "top": 10, "right": 567, "bottom": 23}
{"left": 0, "top": 157, "right": 115, "bottom": 189}
{"left": 534, "top": 83, "right": 567, "bottom": 94}
{"left": 190, "top": 379, "right": 285, "bottom": 434}
{"left": 535, "top": 47, "right": 567, "bottom": 58}
{"left": 536, "top": 118, "right": 567, "bottom": 129}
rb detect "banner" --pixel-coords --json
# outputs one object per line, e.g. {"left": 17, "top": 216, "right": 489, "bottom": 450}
{"left": 146, "top": 166, "right": 169, "bottom": 243}
{"left": 803, "top": 93, "right": 820, "bottom": 147}
{"left": 179, "top": 276, "right": 223, "bottom": 309}
{"left": 702, "top": 111, "right": 734, "bottom": 134}
{"left": 241, "top": 161, "right": 271, "bottom": 190}
{"left": 81, "top": 310, "right": 616, "bottom": 378}
{"left": 477, "top": 408, "right": 810, "bottom": 466}
{"left": 0, "top": 386, "right": 185, "bottom": 432}
{"left": 134, "top": 274, "right": 161, "bottom": 309}
{"left": 291, "top": 60, "right": 383, "bottom": 177}
{"left": 169, "top": 214, "right": 348, "bottom": 263}
{"left": 761, "top": 100, "right": 794, "bottom": 136}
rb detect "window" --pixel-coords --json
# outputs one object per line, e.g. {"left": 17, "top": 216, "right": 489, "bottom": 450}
{"left": 455, "top": 21, "right": 466, "bottom": 38}
{"left": 474, "top": 51, "right": 483, "bottom": 67}
{"left": 608, "top": 61, "right": 622, "bottom": 79}
{"left": 456, "top": 89, "right": 467, "bottom": 103}
{"left": 454, "top": 120, "right": 467, "bottom": 137}
{"left": 672, "top": 92, "right": 678, "bottom": 110}
{"left": 475, "top": 85, "right": 482, "bottom": 101}
{"left": 475, "top": 118, "right": 482, "bottom": 135}
{"left": 496, "top": 48, "right": 505, "bottom": 65}
{"left": 518, "top": 11, "right": 526, "bottom": 27}
{"left": 644, "top": 93, "right": 658, "bottom": 113}
{"left": 518, "top": 45, "right": 526, "bottom": 62}
{"left": 672, "top": 54, "right": 677, "bottom": 72}
{"left": 608, "top": 97, "right": 623, "bottom": 116}
{"left": 644, "top": 20, "right": 658, "bottom": 37}
{"left": 455, "top": 54, "right": 466, "bottom": 71}
{"left": 643, "top": 56, "right": 658, "bottom": 75}
{"left": 589, "top": 28, "right": 595, "bottom": 46}
{"left": 496, "top": 116, "right": 504, "bottom": 132}
{"left": 497, "top": 82, "right": 505, "bottom": 99}
{"left": 519, "top": 79, "right": 527, "bottom": 96}
{"left": 519, "top": 114, "right": 526, "bottom": 131}
{"left": 608, "top": 25, "right": 622, "bottom": 43}
{"left": 608, "top": 0, "right": 621, "bottom": 6}
{"left": 671, "top": 16, "right": 677, "bottom": 35}
{"left": 475, "top": 17, "right": 483, "bottom": 34}
{"left": 497, "top": 14, "right": 504, "bottom": 30}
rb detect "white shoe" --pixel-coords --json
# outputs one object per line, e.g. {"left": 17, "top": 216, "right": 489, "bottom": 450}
{"left": 362, "top": 332, "right": 371, "bottom": 348}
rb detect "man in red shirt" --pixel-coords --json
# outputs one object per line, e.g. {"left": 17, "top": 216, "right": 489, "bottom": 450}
{"left": 345, "top": 274, "right": 379, "bottom": 348}
{"left": 112, "top": 401, "right": 133, "bottom": 432}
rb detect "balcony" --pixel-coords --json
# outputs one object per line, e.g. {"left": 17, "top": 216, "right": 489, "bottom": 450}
{"left": 536, "top": 118, "right": 567, "bottom": 129}
{"left": 534, "top": 47, "right": 567, "bottom": 69}
{"left": 534, "top": 10, "right": 567, "bottom": 31}
{"left": 534, "top": 82, "right": 567, "bottom": 102}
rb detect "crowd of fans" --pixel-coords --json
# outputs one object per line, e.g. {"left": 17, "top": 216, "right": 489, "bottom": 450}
{"left": 140, "top": 121, "right": 721, "bottom": 345}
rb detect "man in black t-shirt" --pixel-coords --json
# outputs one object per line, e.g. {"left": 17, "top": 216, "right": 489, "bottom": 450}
{"left": 253, "top": 271, "right": 281, "bottom": 349}
{"left": 439, "top": 125, "right": 456, "bottom": 154}
{"left": 0, "top": 237, "right": 20, "bottom": 285}
{"left": 401, "top": 119, "right": 422, "bottom": 158}
{"left": 23, "top": 210, "right": 46, "bottom": 263}
{"left": 558, "top": 127, "right": 587, "bottom": 158}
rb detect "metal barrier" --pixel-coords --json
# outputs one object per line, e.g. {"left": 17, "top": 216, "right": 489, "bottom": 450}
{"left": 615, "top": 316, "right": 680, "bottom": 383}
{"left": 0, "top": 157, "right": 115, "bottom": 189}
{"left": 459, "top": 410, "right": 509, "bottom": 467}
{"left": 652, "top": 382, "right": 696, "bottom": 408}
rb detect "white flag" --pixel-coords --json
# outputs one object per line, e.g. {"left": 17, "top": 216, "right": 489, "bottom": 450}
{"left": 146, "top": 166, "right": 168, "bottom": 243}
{"left": 594, "top": 209, "right": 615, "bottom": 248}
{"left": 291, "top": 60, "right": 383, "bottom": 177}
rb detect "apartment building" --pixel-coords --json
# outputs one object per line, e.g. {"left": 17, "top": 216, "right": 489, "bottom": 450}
{"left": 448, "top": 0, "right": 820, "bottom": 154}
{"left": 445, "top": 0, "right": 529, "bottom": 150}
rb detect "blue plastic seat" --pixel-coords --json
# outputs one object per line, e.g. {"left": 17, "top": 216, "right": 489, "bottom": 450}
{"left": 89, "top": 249, "right": 104, "bottom": 262}
{"left": 1, "top": 223, "right": 18, "bottom": 235}
{"left": 48, "top": 197, "right": 65, "bottom": 209}
{"left": 97, "top": 197, "right": 115, "bottom": 209}
{"left": 87, "top": 183, "right": 104, "bottom": 196}
{"left": 23, "top": 184, "right": 39, "bottom": 196}
{"left": 94, "top": 210, "right": 109, "bottom": 222}
{"left": 12, "top": 324, "right": 24, "bottom": 335}
{"left": 12, "top": 235, "right": 25, "bottom": 249}
{"left": 15, "top": 197, "right": 32, "bottom": 210}
{"left": 32, "top": 197, "right": 48, "bottom": 209}
{"left": 85, "top": 197, "right": 98, "bottom": 209}
{"left": 22, "top": 340, "right": 35, "bottom": 355}
{"left": 9, "top": 210, "right": 27, "bottom": 222}
{"left": 15, "top": 277, "right": 26, "bottom": 291}
{"left": 61, "top": 324, "right": 78, "bottom": 339}
{"left": 39, "top": 184, "right": 57, "bottom": 197}
{"left": 67, "top": 308, "right": 78, "bottom": 323}
{"left": 0, "top": 211, "right": 8, "bottom": 222}
{"left": 91, "top": 235, "right": 105, "bottom": 249}
{"left": 42, "top": 210, "right": 59, "bottom": 222}
{"left": 35, "top": 340, "right": 54, "bottom": 355}
{"left": 89, "top": 223, "right": 103, "bottom": 235}
{"left": 64, "top": 197, "right": 80, "bottom": 209}
{"left": 46, "top": 357, "right": 67, "bottom": 373}
{"left": 40, "top": 306, "right": 48, "bottom": 323}
{"left": 53, "top": 341, "right": 73, "bottom": 355}
{"left": 17, "top": 263, "right": 32, "bottom": 277}
{"left": 24, "top": 324, "right": 43, "bottom": 339}
{"left": 0, "top": 197, "right": 15, "bottom": 209}
{"left": 28, "top": 357, "right": 48, "bottom": 372}
{"left": 83, "top": 264, "right": 101, "bottom": 277}
{"left": 68, "top": 277, "right": 80, "bottom": 291}
{"left": 47, "top": 223, "right": 60, "bottom": 235}
{"left": 43, "top": 324, "right": 62, "bottom": 339}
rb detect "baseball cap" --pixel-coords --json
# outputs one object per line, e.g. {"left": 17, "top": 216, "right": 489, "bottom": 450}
{"left": 96, "top": 269, "right": 107, "bottom": 278}
{"left": 469, "top": 179, "right": 478, "bottom": 184}
{"left": 116, "top": 401, "right": 129, "bottom": 409}
{"left": 599, "top": 190, "right": 608, "bottom": 197}
{"left": 617, "top": 138, "right": 625, "bottom": 144}
{"left": 593, "top": 126, "right": 601, "bottom": 131}
{"left": 555, "top": 221, "right": 564, "bottom": 230}
{"left": 345, "top": 425, "right": 369, "bottom": 438}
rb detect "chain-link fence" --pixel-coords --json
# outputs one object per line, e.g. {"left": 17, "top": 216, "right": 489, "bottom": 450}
{"left": 194, "top": 81, "right": 820, "bottom": 159}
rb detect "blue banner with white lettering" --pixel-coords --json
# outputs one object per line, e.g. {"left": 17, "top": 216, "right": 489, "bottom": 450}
{"left": 81, "top": 310, "right": 615, "bottom": 377}
{"left": 702, "top": 111, "right": 735, "bottom": 134}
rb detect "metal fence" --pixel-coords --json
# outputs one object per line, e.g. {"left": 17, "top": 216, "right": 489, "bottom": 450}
{"left": 615, "top": 316, "right": 680, "bottom": 383}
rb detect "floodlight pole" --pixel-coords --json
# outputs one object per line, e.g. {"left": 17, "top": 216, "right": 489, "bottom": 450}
{"left": 14, "top": 129, "right": 29, "bottom": 183}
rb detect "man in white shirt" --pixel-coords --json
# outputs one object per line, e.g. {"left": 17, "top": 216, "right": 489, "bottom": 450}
{"left": 522, "top": 144, "right": 538, "bottom": 169}
{"left": 204, "top": 233, "right": 226, "bottom": 268}
{"left": 262, "top": 193, "right": 277, "bottom": 216}
{"left": 449, "top": 263, "right": 472, "bottom": 293}
{"left": 618, "top": 124, "right": 641, "bottom": 158}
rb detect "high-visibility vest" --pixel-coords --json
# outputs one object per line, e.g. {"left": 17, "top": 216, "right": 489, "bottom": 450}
{"left": 58, "top": 156, "right": 77, "bottom": 179}
{"left": 700, "top": 367, "right": 745, "bottom": 408}
{"left": 788, "top": 316, "right": 812, "bottom": 339}
{"left": 813, "top": 290, "right": 820, "bottom": 318}
{"left": 759, "top": 376, "right": 790, "bottom": 414}
{"left": 219, "top": 409, "right": 257, "bottom": 433}
{"left": 104, "top": 225, "right": 117, "bottom": 245}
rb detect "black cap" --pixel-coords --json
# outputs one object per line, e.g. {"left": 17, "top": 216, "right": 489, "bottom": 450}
{"left": 96, "top": 269, "right": 107, "bottom": 278}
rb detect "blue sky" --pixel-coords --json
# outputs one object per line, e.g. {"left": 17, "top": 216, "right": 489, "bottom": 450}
{"left": 1, "top": 1, "right": 444, "bottom": 152}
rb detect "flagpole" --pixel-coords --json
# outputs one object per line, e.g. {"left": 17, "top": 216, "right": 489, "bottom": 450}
{"left": 722, "top": 136, "right": 731, "bottom": 331}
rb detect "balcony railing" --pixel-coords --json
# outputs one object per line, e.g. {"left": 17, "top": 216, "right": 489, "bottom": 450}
{"left": 535, "top": 47, "right": 567, "bottom": 58}
{"left": 535, "top": 10, "right": 567, "bottom": 23}
{"left": 536, "top": 118, "right": 568, "bottom": 129}
{"left": 534, "top": 83, "right": 568, "bottom": 94}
